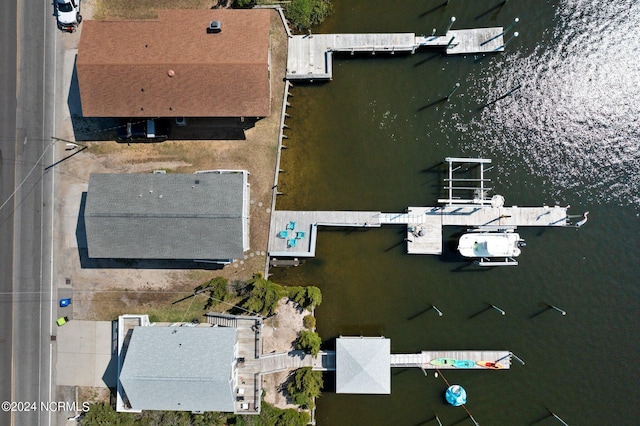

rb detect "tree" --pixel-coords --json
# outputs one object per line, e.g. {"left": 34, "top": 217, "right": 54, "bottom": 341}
{"left": 287, "top": 286, "right": 322, "bottom": 310}
{"left": 285, "top": 0, "right": 333, "bottom": 32}
{"left": 295, "top": 330, "right": 321, "bottom": 356}
{"left": 286, "top": 367, "right": 323, "bottom": 409}
{"left": 202, "top": 276, "right": 231, "bottom": 309}
{"left": 243, "top": 277, "right": 286, "bottom": 316}
{"left": 80, "top": 403, "right": 138, "bottom": 426}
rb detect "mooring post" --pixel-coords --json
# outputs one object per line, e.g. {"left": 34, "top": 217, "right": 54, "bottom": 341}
{"left": 503, "top": 17, "right": 520, "bottom": 35}
{"left": 445, "top": 17, "right": 456, "bottom": 34}
{"left": 491, "top": 304, "right": 506, "bottom": 315}
{"left": 505, "top": 31, "right": 520, "bottom": 46}
{"left": 549, "top": 304, "right": 567, "bottom": 315}
{"left": 551, "top": 412, "right": 570, "bottom": 426}
{"left": 446, "top": 83, "right": 460, "bottom": 100}
{"left": 510, "top": 352, "right": 525, "bottom": 365}
{"left": 495, "top": 31, "right": 519, "bottom": 51}
{"left": 431, "top": 28, "right": 436, "bottom": 37}
{"left": 431, "top": 305, "right": 443, "bottom": 316}
{"left": 434, "top": 414, "right": 443, "bottom": 426}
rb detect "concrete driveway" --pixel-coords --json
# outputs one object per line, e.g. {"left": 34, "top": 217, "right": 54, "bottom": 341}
{"left": 56, "top": 320, "right": 116, "bottom": 388}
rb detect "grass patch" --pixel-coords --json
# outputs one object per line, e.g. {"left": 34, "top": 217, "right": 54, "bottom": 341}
{"left": 94, "top": 0, "right": 213, "bottom": 20}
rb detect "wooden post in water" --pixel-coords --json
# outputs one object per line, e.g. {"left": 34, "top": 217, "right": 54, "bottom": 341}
{"left": 431, "top": 305, "right": 443, "bottom": 316}
{"left": 551, "top": 412, "right": 570, "bottom": 426}
{"left": 446, "top": 83, "right": 460, "bottom": 101}
{"left": 510, "top": 352, "right": 525, "bottom": 365}
{"left": 445, "top": 17, "right": 456, "bottom": 34}
{"left": 504, "top": 17, "right": 520, "bottom": 35}
{"left": 549, "top": 304, "right": 567, "bottom": 315}
{"left": 491, "top": 304, "right": 506, "bottom": 315}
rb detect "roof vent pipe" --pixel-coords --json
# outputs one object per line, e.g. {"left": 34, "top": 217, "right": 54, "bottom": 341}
{"left": 207, "top": 21, "right": 221, "bottom": 34}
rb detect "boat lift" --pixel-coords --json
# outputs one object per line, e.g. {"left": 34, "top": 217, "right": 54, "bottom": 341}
{"left": 438, "top": 157, "right": 495, "bottom": 206}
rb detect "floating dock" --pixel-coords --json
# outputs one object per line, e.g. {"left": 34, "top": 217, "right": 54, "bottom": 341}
{"left": 286, "top": 28, "right": 505, "bottom": 80}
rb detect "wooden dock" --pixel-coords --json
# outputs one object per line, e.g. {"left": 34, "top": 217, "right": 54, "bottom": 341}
{"left": 259, "top": 350, "right": 335, "bottom": 374}
{"left": 286, "top": 28, "right": 504, "bottom": 80}
{"left": 391, "top": 350, "right": 511, "bottom": 369}
{"left": 268, "top": 205, "right": 568, "bottom": 258}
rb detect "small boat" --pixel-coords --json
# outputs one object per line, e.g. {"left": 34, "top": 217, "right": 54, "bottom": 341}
{"left": 476, "top": 361, "right": 504, "bottom": 369}
{"left": 457, "top": 231, "right": 526, "bottom": 266}
{"left": 453, "top": 360, "right": 476, "bottom": 368}
{"left": 429, "top": 358, "right": 456, "bottom": 367}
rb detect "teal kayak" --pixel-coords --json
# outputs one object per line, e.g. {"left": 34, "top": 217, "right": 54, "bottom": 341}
{"left": 453, "top": 360, "right": 475, "bottom": 368}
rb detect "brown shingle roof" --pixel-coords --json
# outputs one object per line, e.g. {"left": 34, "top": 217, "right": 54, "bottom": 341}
{"left": 77, "top": 9, "right": 271, "bottom": 118}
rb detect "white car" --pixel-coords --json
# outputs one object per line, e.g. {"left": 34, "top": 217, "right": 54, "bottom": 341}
{"left": 56, "top": 0, "right": 82, "bottom": 32}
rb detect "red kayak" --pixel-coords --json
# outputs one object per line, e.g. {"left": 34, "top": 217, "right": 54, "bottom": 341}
{"left": 476, "top": 361, "right": 504, "bottom": 369}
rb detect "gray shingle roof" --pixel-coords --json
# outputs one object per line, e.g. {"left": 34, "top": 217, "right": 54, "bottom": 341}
{"left": 119, "top": 326, "right": 237, "bottom": 412}
{"left": 85, "top": 172, "right": 248, "bottom": 260}
{"left": 336, "top": 337, "right": 391, "bottom": 394}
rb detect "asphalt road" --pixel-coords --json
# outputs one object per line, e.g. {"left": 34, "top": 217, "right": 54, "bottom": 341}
{"left": 3, "top": 0, "right": 57, "bottom": 425}
{"left": 0, "top": 0, "right": 18, "bottom": 422}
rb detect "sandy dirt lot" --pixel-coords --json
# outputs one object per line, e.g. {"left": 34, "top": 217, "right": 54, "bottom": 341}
{"left": 53, "top": 3, "right": 309, "bottom": 409}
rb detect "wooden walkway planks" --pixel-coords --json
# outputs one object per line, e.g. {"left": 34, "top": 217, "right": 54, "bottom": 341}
{"left": 268, "top": 206, "right": 567, "bottom": 257}
{"left": 392, "top": 350, "right": 511, "bottom": 369}
{"left": 259, "top": 350, "right": 335, "bottom": 373}
{"left": 446, "top": 28, "right": 505, "bottom": 54}
{"left": 286, "top": 28, "right": 505, "bottom": 80}
{"left": 287, "top": 33, "right": 416, "bottom": 79}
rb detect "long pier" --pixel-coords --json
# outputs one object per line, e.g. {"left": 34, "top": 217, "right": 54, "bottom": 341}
{"left": 268, "top": 205, "right": 567, "bottom": 257}
{"left": 287, "top": 28, "right": 505, "bottom": 80}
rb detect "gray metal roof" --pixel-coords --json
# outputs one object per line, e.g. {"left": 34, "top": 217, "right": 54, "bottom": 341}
{"left": 119, "top": 326, "right": 238, "bottom": 412}
{"left": 85, "top": 172, "right": 248, "bottom": 260}
{"left": 335, "top": 337, "right": 390, "bottom": 394}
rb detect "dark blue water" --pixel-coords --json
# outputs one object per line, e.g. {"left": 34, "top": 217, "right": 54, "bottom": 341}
{"left": 272, "top": 1, "right": 640, "bottom": 424}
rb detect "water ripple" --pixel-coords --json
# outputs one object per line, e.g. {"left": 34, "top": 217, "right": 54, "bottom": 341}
{"left": 453, "top": 0, "right": 640, "bottom": 207}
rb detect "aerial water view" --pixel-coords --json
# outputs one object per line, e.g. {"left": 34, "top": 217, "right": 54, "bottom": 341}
{"left": 1, "top": 0, "right": 638, "bottom": 425}
{"left": 272, "top": 0, "right": 640, "bottom": 425}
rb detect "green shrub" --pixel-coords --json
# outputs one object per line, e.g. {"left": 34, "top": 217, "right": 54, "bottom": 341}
{"left": 285, "top": 0, "right": 333, "bottom": 32}
{"left": 303, "top": 315, "right": 316, "bottom": 329}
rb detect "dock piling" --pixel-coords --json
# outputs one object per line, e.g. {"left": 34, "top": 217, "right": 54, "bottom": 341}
{"left": 510, "top": 352, "right": 525, "bottom": 365}
{"left": 431, "top": 305, "right": 444, "bottom": 316}
{"left": 445, "top": 17, "right": 456, "bottom": 34}
{"left": 491, "top": 304, "right": 506, "bottom": 315}
{"left": 548, "top": 304, "right": 567, "bottom": 315}
{"left": 503, "top": 17, "right": 520, "bottom": 35}
{"left": 551, "top": 412, "right": 570, "bottom": 426}
{"left": 434, "top": 414, "right": 443, "bottom": 426}
{"left": 446, "top": 83, "right": 460, "bottom": 100}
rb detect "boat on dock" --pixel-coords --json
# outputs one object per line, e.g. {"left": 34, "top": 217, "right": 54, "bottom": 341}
{"left": 476, "top": 361, "right": 504, "bottom": 369}
{"left": 430, "top": 358, "right": 456, "bottom": 367}
{"left": 453, "top": 360, "right": 476, "bottom": 368}
{"left": 457, "top": 231, "right": 526, "bottom": 266}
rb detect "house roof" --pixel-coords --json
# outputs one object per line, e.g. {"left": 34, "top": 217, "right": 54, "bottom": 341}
{"left": 77, "top": 9, "right": 271, "bottom": 118}
{"left": 335, "top": 337, "right": 391, "bottom": 394}
{"left": 84, "top": 172, "right": 249, "bottom": 260}
{"left": 119, "top": 326, "right": 237, "bottom": 412}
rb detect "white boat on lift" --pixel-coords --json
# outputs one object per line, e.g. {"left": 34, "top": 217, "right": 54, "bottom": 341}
{"left": 457, "top": 231, "right": 526, "bottom": 266}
